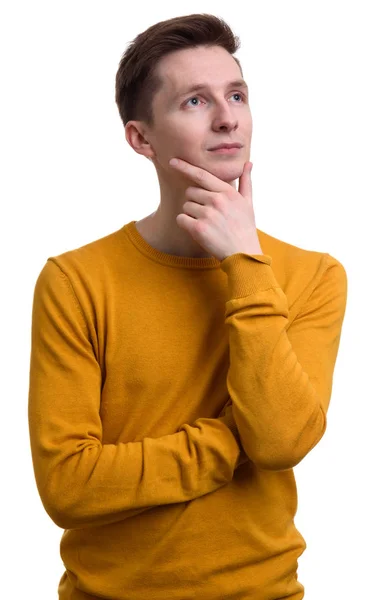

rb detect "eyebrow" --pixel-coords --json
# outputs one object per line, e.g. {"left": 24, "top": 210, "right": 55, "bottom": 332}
{"left": 172, "top": 79, "right": 249, "bottom": 101}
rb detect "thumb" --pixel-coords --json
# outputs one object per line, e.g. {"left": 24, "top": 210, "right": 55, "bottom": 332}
{"left": 238, "top": 161, "right": 253, "bottom": 198}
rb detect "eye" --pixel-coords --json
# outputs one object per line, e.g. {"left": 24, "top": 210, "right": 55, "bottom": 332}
{"left": 231, "top": 92, "right": 244, "bottom": 102}
{"left": 184, "top": 92, "right": 245, "bottom": 108}
{"left": 185, "top": 96, "right": 202, "bottom": 107}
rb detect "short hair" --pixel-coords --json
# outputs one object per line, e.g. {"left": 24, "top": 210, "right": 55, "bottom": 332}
{"left": 115, "top": 13, "right": 243, "bottom": 129}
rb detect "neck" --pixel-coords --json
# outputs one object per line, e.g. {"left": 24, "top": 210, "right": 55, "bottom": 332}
{"left": 136, "top": 169, "right": 237, "bottom": 259}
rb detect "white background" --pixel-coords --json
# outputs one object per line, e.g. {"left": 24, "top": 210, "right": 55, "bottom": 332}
{"left": 1, "top": 1, "right": 370, "bottom": 598}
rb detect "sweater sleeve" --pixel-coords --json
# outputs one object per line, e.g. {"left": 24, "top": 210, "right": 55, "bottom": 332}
{"left": 219, "top": 251, "right": 348, "bottom": 471}
{"left": 28, "top": 260, "right": 243, "bottom": 531}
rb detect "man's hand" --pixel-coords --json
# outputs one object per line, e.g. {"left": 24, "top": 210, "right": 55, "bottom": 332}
{"left": 169, "top": 158, "right": 263, "bottom": 261}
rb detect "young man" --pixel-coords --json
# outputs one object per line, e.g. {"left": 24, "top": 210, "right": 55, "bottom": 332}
{"left": 28, "top": 13, "right": 348, "bottom": 600}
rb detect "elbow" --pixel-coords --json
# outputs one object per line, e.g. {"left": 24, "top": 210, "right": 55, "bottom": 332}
{"left": 251, "top": 451, "right": 305, "bottom": 471}
{"left": 242, "top": 412, "right": 327, "bottom": 471}
{"left": 32, "top": 444, "right": 103, "bottom": 530}
{"left": 47, "top": 507, "right": 82, "bottom": 531}
{"left": 38, "top": 468, "right": 89, "bottom": 530}
{"left": 41, "top": 488, "right": 84, "bottom": 530}
{"left": 246, "top": 432, "right": 326, "bottom": 472}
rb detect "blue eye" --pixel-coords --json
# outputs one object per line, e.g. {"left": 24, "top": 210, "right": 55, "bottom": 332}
{"left": 185, "top": 92, "right": 244, "bottom": 107}
{"left": 186, "top": 97, "right": 201, "bottom": 107}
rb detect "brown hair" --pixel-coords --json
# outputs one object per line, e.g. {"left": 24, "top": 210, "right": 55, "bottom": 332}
{"left": 115, "top": 13, "right": 243, "bottom": 129}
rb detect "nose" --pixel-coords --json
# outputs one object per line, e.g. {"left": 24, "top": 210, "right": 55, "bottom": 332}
{"left": 211, "top": 102, "right": 238, "bottom": 132}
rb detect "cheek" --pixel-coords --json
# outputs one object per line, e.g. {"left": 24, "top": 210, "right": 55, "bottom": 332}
{"left": 173, "top": 123, "right": 200, "bottom": 142}
{"left": 166, "top": 128, "right": 203, "bottom": 159}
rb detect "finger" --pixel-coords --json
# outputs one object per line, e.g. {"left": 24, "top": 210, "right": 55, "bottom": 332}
{"left": 183, "top": 200, "right": 206, "bottom": 218}
{"left": 238, "top": 161, "right": 253, "bottom": 199}
{"left": 185, "top": 186, "right": 212, "bottom": 204}
{"left": 169, "top": 158, "right": 229, "bottom": 192}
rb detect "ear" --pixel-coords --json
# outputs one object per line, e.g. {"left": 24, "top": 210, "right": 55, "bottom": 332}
{"left": 125, "top": 121, "right": 155, "bottom": 160}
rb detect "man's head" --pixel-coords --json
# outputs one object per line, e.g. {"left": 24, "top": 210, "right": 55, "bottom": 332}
{"left": 115, "top": 14, "right": 252, "bottom": 186}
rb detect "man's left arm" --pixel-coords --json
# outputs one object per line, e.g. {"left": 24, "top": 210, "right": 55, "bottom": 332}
{"left": 219, "top": 251, "right": 348, "bottom": 471}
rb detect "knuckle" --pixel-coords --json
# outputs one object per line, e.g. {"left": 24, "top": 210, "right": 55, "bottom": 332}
{"left": 210, "top": 195, "right": 220, "bottom": 208}
{"left": 195, "top": 220, "right": 204, "bottom": 233}
{"left": 206, "top": 206, "right": 214, "bottom": 219}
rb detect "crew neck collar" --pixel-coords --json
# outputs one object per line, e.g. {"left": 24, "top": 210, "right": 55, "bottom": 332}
{"left": 122, "top": 220, "right": 223, "bottom": 270}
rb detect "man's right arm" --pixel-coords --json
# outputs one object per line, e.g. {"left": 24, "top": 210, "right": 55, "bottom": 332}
{"left": 28, "top": 260, "right": 247, "bottom": 531}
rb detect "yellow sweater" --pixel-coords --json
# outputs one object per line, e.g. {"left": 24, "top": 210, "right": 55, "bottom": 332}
{"left": 28, "top": 220, "right": 347, "bottom": 600}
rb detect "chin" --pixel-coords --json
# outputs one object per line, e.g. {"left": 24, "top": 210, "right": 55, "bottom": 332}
{"left": 208, "top": 161, "right": 245, "bottom": 182}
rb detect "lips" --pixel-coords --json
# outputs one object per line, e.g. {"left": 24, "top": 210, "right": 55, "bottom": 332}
{"left": 208, "top": 143, "right": 243, "bottom": 150}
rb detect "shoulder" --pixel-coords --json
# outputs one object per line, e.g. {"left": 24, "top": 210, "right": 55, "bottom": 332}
{"left": 32, "top": 226, "right": 127, "bottom": 313}
{"left": 257, "top": 227, "right": 347, "bottom": 316}
{"left": 35, "top": 226, "right": 127, "bottom": 285}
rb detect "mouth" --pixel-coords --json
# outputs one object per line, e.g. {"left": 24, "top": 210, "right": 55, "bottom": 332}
{"left": 208, "top": 146, "right": 243, "bottom": 155}
{"left": 208, "top": 142, "right": 243, "bottom": 153}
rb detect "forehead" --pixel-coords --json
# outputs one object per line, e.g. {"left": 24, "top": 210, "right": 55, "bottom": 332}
{"left": 156, "top": 45, "right": 243, "bottom": 93}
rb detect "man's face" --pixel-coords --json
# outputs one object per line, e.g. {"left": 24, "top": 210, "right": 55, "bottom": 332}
{"left": 143, "top": 45, "right": 252, "bottom": 184}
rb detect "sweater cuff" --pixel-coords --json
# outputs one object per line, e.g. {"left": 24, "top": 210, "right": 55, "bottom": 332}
{"left": 220, "top": 252, "right": 280, "bottom": 299}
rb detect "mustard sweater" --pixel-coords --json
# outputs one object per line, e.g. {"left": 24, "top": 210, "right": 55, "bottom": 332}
{"left": 28, "top": 220, "right": 347, "bottom": 600}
